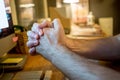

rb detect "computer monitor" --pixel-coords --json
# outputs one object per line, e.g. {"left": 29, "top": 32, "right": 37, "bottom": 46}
{"left": 0, "top": 1, "right": 28, "bottom": 77}
{"left": 0, "top": 0, "right": 16, "bottom": 58}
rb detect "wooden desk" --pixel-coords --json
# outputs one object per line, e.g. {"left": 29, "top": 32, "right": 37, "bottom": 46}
{"left": 22, "top": 55, "right": 120, "bottom": 80}
{"left": 3, "top": 53, "right": 120, "bottom": 80}
{"left": 1, "top": 54, "right": 66, "bottom": 80}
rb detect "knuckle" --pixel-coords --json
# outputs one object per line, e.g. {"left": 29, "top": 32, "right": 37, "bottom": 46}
{"left": 29, "top": 47, "right": 36, "bottom": 54}
{"left": 27, "top": 31, "right": 31, "bottom": 36}
{"left": 26, "top": 41, "right": 31, "bottom": 48}
{"left": 32, "top": 23, "right": 39, "bottom": 31}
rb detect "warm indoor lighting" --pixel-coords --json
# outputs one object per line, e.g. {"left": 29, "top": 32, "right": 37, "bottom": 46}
{"left": 63, "top": 0, "right": 79, "bottom": 3}
{"left": 20, "top": 3, "right": 35, "bottom": 8}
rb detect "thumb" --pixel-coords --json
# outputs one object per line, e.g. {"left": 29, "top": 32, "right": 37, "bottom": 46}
{"left": 39, "top": 20, "right": 51, "bottom": 28}
{"left": 52, "top": 18, "right": 64, "bottom": 32}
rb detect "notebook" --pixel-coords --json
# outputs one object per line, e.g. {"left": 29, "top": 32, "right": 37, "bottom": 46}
{"left": 1, "top": 58, "right": 23, "bottom": 64}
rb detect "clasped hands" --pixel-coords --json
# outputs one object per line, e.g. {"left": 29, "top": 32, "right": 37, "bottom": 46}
{"left": 26, "top": 19, "right": 66, "bottom": 59}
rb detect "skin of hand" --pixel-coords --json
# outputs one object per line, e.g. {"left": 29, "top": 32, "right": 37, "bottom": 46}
{"left": 27, "top": 19, "right": 67, "bottom": 60}
{"left": 27, "top": 20, "right": 51, "bottom": 54}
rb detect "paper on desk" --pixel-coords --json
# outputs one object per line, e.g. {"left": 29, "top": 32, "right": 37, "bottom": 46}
{"left": 2, "top": 58, "right": 23, "bottom": 63}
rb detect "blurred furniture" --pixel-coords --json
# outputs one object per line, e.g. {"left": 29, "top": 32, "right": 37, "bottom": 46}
{"left": 15, "top": 32, "right": 28, "bottom": 54}
{"left": 99, "top": 17, "right": 113, "bottom": 37}
{"left": 49, "top": 7, "right": 71, "bottom": 34}
{"left": 69, "top": 23, "right": 105, "bottom": 39}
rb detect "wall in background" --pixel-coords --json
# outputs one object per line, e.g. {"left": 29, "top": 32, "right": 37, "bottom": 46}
{"left": 34, "top": 0, "right": 48, "bottom": 19}
{"left": 15, "top": 0, "right": 48, "bottom": 27}
{"left": 15, "top": 0, "right": 35, "bottom": 26}
{"left": 47, "top": 0, "right": 56, "bottom": 17}
{"left": 89, "top": 0, "right": 120, "bottom": 35}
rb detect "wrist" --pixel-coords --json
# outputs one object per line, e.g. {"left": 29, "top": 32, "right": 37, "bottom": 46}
{"left": 65, "top": 37, "right": 72, "bottom": 47}
{"left": 51, "top": 44, "right": 70, "bottom": 62}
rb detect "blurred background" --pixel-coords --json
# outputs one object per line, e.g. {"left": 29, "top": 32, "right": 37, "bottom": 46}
{"left": 10, "top": 0, "right": 120, "bottom": 36}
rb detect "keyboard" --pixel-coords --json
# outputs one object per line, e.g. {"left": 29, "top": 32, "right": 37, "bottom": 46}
{"left": 12, "top": 70, "right": 53, "bottom": 80}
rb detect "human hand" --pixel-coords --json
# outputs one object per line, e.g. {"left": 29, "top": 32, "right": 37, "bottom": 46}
{"left": 27, "top": 20, "right": 52, "bottom": 54}
{"left": 27, "top": 19, "right": 67, "bottom": 60}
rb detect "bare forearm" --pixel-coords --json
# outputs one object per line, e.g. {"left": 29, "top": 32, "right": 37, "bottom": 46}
{"left": 50, "top": 45, "right": 120, "bottom": 80}
{"left": 66, "top": 35, "right": 120, "bottom": 61}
